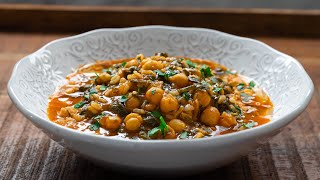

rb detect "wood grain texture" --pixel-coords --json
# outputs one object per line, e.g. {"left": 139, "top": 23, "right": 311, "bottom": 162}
{"left": 1, "top": 4, "right": 320, "bottom": 37}
{"left": 0, "top": 32, "right": 319, "bottom": 180}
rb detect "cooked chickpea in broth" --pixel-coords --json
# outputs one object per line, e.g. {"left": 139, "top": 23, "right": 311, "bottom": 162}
{"left": 47, "top": 53, "right": 273, "bottom": 140}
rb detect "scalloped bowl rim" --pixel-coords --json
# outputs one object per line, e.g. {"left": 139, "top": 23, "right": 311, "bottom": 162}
{"left": 7, "top": 25, "right": 314, "bottom": 145}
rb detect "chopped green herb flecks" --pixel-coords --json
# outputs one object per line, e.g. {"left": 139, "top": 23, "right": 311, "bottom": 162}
{"left": 84, "top": 94, "right": 90, "bottom": 99}
{"left": 89, "top": 87, "right": 97, "bottom": 95}
{"left": 164, "top": 70, "right": 177, "bottom": 80}
{"left": 210, "top": 77, "right": 218, "bottom": 83}
{"left": 237, "top": 83, "right": 245, "bottom": 90}
{"left": 213, "top": 87, "right": 223, "bottom": 93}
{"left": 148, "top": 127, "right": 160, "bottom": 137}
{"left": 186, "top": 59, "right": 196, "bottom": 68}
{"left": 119, "top": 95, "right": 128, "bottom": 103}
{"left": 200, "top": 65, "right": 213, "bottom": 78}
{"left": 151, "top": 110, "right": 162, "bottom": 118}
{"left": 180, "top": 131, "right": 188, "bottom": 139}
{"left": 74, "top": 101, "right": 85, "bottom": 109}
{"left": 182, "top": 92, "right": 191, "bottom": 100}
{"left": 121, "top": 62, "right": 127, "bottom": 67}
{"left": 159, "top": 116, "right": 169, "bottom": 136}
{"left": 249, "top": 81, "right": 255, "bottom": 88}
{"left": 242, "top": 121, "right": 256, "bottom": 129}
{"left": 151, "top": 89, "right": 156, "bottom": 95}
{"left": 154, "top": 70, "right": 165, "bottom": 76}
{"left": 100, "top": 85, "right": 107, "bottom": 91}
{"left": 89, "top": 122, "right": 100, "bottom": 131}
{"left": 233, "top": 104, "right": 243, "bottom": 115}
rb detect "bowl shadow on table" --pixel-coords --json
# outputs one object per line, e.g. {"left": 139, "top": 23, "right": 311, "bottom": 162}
{"left": 67, "top": 148, "right": 256, "bottom": 179}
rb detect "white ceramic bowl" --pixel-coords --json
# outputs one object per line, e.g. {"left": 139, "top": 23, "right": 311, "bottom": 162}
{"left": 8, "top": 26, "right": 313, "bottom": 175}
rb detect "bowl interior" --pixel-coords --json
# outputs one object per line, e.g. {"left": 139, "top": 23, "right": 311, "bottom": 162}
{"left": 9, "top": 26, "right": 313, "bottom": 124}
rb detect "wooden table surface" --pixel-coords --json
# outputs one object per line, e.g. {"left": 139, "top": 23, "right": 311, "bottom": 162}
{"left": 0, "top": 32, "right": 319, "bottom": 180}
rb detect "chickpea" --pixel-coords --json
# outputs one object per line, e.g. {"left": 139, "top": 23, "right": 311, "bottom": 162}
{"left": 58, "top": 107, "right": 69, "bottom": 117}
{"left": 146, "top": 87, "right": 164, "bottom": 105}
{"left": 142, "top": 60, "right": 164, "bottom": 70}
{"left": 194, "top": 90, "right": 211, "bottom": 107}
{"left": 169, "top": 73, "right": 189, "bottom": 88}
{"left": 100, "top": 115, "right": 122, "bottom": 130}
{"left": 110, "top": 75, "right": 120, "bottom": 85}
{"left": 168, "top": 119, "right": 186, "bottom": 133}
{"left": 126, "top": 96, "right": 141, "bottom": 110}
{"left": 99, "top": 72, "right": 111, "bottom": 83}
{"left": 135, "top": 53, "right": 144, "bottom": 60}
{"left": 72, "top": 114, "right": 84, "bottom": 122}
{"left": 88, "top": 102, "right": 102, "bottom": 115}
{"left": 219, "top": 112, "right": 237, "bottom": 127}
{"left": 125, "top": 118, "right": 142, "bottom": 131}
{"left": 118, "top": 81, "right": 131, "bottom": 95}
{"left": 160, "top": 94, "right": 179, "bottom": 113}
{"left": 143, "top": 103, "right": 156, "bottom": 111}
{"left": 200, "top": 106, "right": 220, "bottom": 127}
{"left": 127, "top": 71, "right": 143, "bottom": 80}
{"left": 124, "top": 113, "right": 143, "bottom": 123}
{"left": 125, "top": 59, "right": 139, "bottom": 68}
{"left": 164, "top": 125, "right": 176, "bottom": 139}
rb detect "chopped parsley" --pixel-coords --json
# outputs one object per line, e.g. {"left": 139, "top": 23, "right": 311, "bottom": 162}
{"left": 89, "top": 122, "right": 100, "bottom": 131}
{"left": 182, "top": 92, "right": 191, "bottom": 100}
{"left": 159, "top": 116, "right": 169, "bottom": 136}
{"left": 93, "top": 112, "right": 106, "bottom": 120}
{"left": 242, "top": 121, "right": 256, "bottom": 129}
{"left": 237, "top": 83, "right": 245, "bottom": 90}
{"left": 94, "top": 72, "right": 100, "bottom": 82}
{"left": 84, "top": 94, "right": 90, "bottom": 99}
{"left": 150, "top": 110, "right": 162, "bottom": 118}
{"left": 180, "top": 131, "right": 188, "bottom": 139}
{"left": 186, "top": 59, "right": 196, "bottom": 68}
{"left": 213, "top": 87, "right": 223, "bottom": 93}
{"left": 100, "top": 85, "right": 107, "bottom": 91}
{"left": 121, "top": 62, "right": 127, "bottom": 67}
{"left": 89, "top": 87, "right": 97, "bottom": 95}
{"left": 200, "top": 65, "right": 213, "bottom": 78}
{"left": 164, "top": 70, "right": 177, "bottom": 80}
{"left": 74, "top": 101, "right": 85, "bottom": 109}
{"left": 233, "top": 104, "right": 243, "bottom": 115}
{"left": 151, "top": 89, "right": 156, "bottom": 95}
{"left": 210, "top": 77, "right": 218, "bottom": 83}
{"left": 119, "top": 95, "right": 128, "bottom": 103}
{"left": 154, "top": 70, "right": 165, "bottom": 76}
{"left": 148, "top": 127, "right": 160, "bottom": 137}
{"left": 249, "top": 81, "right": 255, "bottom": 88}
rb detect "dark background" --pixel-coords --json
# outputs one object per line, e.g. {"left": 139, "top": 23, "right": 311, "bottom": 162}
{"left": 1, "top": 0, "right": 320, "bottom": 9}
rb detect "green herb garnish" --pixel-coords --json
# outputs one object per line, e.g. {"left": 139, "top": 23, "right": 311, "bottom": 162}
{"left": 213, "top": 87, "right": 223, "bottom": 93}
{"left": 121, "top": 62, "right": 127, "bottom": 67}
{"left": 233, "top": 104, "right": 243, "bottom": 115}
{"left": 200, "top": 65, "right": 213, "bottom": 78}
{"left": 242, "top": 121, "right": 256, "bottom": 129}
{"left": 148, "top": 127, "right": 160, "bottom": 137}
{"left": 151, "top": 110, "right": 162, "bottom": 118}
{"left": 102, "top": 68, "right": 112, "bottom": 74}
{"left": 182, "top": 92, "right": 191, "bottom": 100}
{"left": 74, "top": 101, "right": 85, "bottom": 109}
{"left": 89, "top": 122, "right": 100, "bottom": 131}
{"left": 119, "top": 95, "right": 128, "bottom": 103}
{"left": 180, "top": 131, "right": 188, "bottom": 139}
{"left": 249, "top": 81, "right": 255, "bottom": 88}
{"left": 164, "top": 70, "right": 177, "bottom": 80}
{"left": 210, "top": 77, "right": 218, "bottom": 83}
{"left": 186, "top": 59, "right": 195, "bottom": 68}
{"left": 100, "top": 85, "right": 107, "bottom": 91}
{"left": 237, "top": 83, "right": 245, "bottom": 90}
{"left": 159, "top": 116, "right": 169, "bottom": 136}
{"left": 151, "top": 89, "right": 156, "bottom": 95}
{"left": 84, "top": 94, "right": 90, "bottom": 99}
{"left": 94, "top": 72, "right": 100, "bottom": 82}
{"left": 89, "top": 87, "right": 97, "bottom": 95}
{"left": 154, "top": 70, "right": 165, "bottom": 76}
